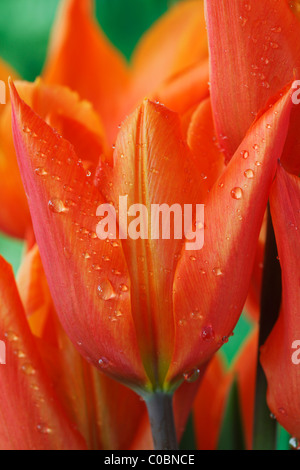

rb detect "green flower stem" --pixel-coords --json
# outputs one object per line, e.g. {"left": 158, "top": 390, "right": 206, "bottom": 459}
{"left": 145, "top": 393, "right": 178, "bottom": 450}
{"left": 253, "top": 206, "right": 282, "bottom": 450}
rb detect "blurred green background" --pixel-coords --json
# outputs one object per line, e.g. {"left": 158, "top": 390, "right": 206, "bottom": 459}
{"left": 0, "top": 0, "right": 290, "bottom": 450}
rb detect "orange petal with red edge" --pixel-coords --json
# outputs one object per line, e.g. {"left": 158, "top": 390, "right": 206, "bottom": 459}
{"left": 0, "top": 57, "right": 19, "bottom": 115}
{"left": 10, "top": 80, "right": 148, "bottom": 391}
{"left": 0, "top": 56, "right": 30, "bottom": 238}
{"left": 261, "top": 165, "right": 300, "bottom": 438}
{"left": 167, "top": 84, "right": 293, "bottom": 384}
{"left": 16, "top": 79, "right": 108, "bottom": 169}
{"left": 205, "top": 0, "right": 300, "bottom": 174}
{"left": 0, "top": 104, "right": 31, "bottom": 238}
{"left": 18, "top": 244, "right": 146, "bottom": 450}
{"left": 187, "top": 97, "right": 226, "bottom": 198}
{"left": 244, "top": 217, "right": 267, "bottom": 323}
{"left": 0, "top": 256, "right": 86, "bottom": 450}
{"left": 233, "top": 328, "right": 258, "bottom": 450}
{"left": 97, "top": 99, "right": 206, "bottom": 386}
{"left": 193, "top": 354, "right": 232, "bottom": 450}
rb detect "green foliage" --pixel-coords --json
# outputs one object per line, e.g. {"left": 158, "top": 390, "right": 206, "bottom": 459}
{"left": 96, "top": 0, "right": 176, "bottom": 60}
{"left": 0, "top": 233, "right": 24, "bottom": 274}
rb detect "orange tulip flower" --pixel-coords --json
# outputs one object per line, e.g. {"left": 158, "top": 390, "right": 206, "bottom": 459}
{"left": 205, "top": 0, "right": 300, "bottom": 441}
{"left": 9, "top": 45, "right": 294, "bottom": 446}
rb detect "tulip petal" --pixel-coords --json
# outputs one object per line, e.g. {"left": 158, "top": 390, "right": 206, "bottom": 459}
{"left": 43, "top": 0, "right": 129, "bottom": 144}
{"left": 233, "top": 328, "right": 258, "bottom": 450}
{"left": 194, "top": 328, "right": 257, "bottom": 450}
{"left": 18, "top": 244, "right": 146, "bottom": 450}
{"left": 98, "top": 99, "right": 205, "bottom": 386}
{"left": 131, "top": 0, "right": 207, "bottom": 103}
{"left": 244, "top": 218, "right": 267, "bottom": 322}
{"left": 167, "top": 85, "right": 293, "bottom": 384}
{"left": 261, "top": 165, "right": 300, "bottom": 438}
{"left": 0, "top": 256, "right": 86, "bottom": 450}
{"left": 16, "top": 79, "right": 108, "bottom": 169}
{"left": 153, "top": 61, "right": 209, "bottom": 116}
{"left": 0, "top": 104, "right": 31, "bottom": 238}
{"left": 194, "top": 354, "right": 232, "bottom": 450}
{"left": 17, "top": 244, "right": 56, "bottom": 341}
{"left": 205, "top": 0, "right": 300, "bottom": 173}
{"left": 0, "top": 59, "right": 31, "bottom": 238}
{"left": 187, "top": 97, "right": 226, "bottom": 197}
{"left": 0, "top": 57, "right": 19, "bottom": 114}
{"left": 10, "top": 81, "right": 148, "bottom": 390}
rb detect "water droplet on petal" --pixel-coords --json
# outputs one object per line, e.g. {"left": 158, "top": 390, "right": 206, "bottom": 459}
{"left": 183, "top": 368, "right": 201, "bottom": 383}
{"left": 35, "top": 168, "right": 48, "bottom": 177}
{"left": 202, "top": 325, "right": 215, "bottom": 341}
{"left": 213, "top": 267, "right": 224, "bottom": 277}
{"left": 98, "top": 357, "right": 110, "bottom": 369}
{"left": 190, "top": 311, "right": 203, "bottom": 320}
{"left": 244, "top": 169, "right": 254, "bottom": 179}
{"left": 5, "top": 331, "right": 18, "bottom": 342}
{"left": 97, "top": 279, "right": 116, "bottom": 301}
{"left": 21, "top": 364, "right": 36, "bottom": 376}
{"left": 37, "top": 424, "right": 53, "bottom": 435}
{"left": 48, "top": 199, "right": 69, "bottom": 214}
{"left": 14, "top": 350, "right": 26, "bottom": 358}
{"left": 120, "top": 284, "right": 129, "bottom": 293}
{"left": 278, "top": 407, "right": 287, "bottom": 416}
{"left": 289, "top": 437, "right": 300, "bottom": 450}
{"left": 92, "top": 264, "right": 102, "bottom": 271}
{"left": 231, "top": 187, "right": 243, "bottom": 200}
{"left": 241, "top": 150, "right": 249, "bottom": 159}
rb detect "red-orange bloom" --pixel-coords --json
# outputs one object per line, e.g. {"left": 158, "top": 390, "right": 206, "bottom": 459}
{"left": 9, "top": 70, "right": 293, "bottom": 394}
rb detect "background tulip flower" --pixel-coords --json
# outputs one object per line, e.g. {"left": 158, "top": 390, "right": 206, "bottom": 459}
{"left": 194, "top": 328, "right": 258, "bottom": 450}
